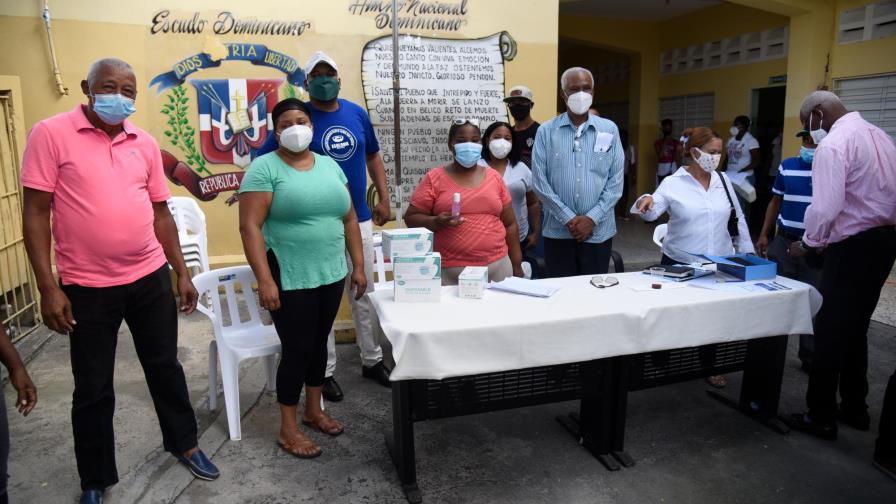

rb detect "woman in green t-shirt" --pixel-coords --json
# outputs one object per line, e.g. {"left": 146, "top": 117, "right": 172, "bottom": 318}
{"left": 239, "top": 98, "right": 366, "bottom": 459}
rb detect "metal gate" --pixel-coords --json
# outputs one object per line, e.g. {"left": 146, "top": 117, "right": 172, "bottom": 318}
{"left": 0, "top": 90, "right": 41, "bottom": 341}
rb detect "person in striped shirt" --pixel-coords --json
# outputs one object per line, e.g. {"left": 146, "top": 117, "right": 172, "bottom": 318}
{"left": 755, "top": 130, "right": 819, "bottom": 372}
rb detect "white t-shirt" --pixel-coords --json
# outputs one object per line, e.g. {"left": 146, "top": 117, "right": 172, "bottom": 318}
{"left": 630, "top": 167, "right": 754, "bottom": 264}
{"left": 482, "top": 159, "right": 532, "bottom": 241}
{"left": 725, "top": 132, "right": 760, "bottom": 180}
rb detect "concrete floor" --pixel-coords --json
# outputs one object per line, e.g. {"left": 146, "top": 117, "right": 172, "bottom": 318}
{"left": 4, "top": 218, "right": 895, "bottom": 503}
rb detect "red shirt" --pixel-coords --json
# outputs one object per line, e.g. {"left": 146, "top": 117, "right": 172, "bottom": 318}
{"left": 20, "top": 106, "right": 170, "bottom": 287}
{"left": 410, "top": 167, "right": 511, "bottom": 268}
{"left": 654, "top": 136, "right": 679, "bottom": 163}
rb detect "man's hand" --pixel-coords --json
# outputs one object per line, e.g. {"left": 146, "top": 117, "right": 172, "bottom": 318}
{"left": 788, "top": 240, "right": 808, "bottom": 258}
{"left": 512, "top": 264, "right": 525, "bottom": 278}
{"left": 176, "top": 275, "right": 199, "bottom": 314}
{"left": 567, "top": 216, "right": 595, "bottom": 243}
{"left": 258, "top": 279, "right": 281, "bottom": 312}
{"left": 350, "top": 269, "right": 368, "bottom": 300}
{"left": 524, "top": 233, "right": 539, "bottom": 250}
{"left": 434, "top": 212, "right": 464, "bottom": 230}
{"left": 40, "top": 285, "right": 75, "bottom": 334}
{"left": 372, "top": 200, "right": 391, "bottom": 226}
{"left": 10, "top": 367, "right": 37, "bottom": 416}
{"left": 755, "top": 235, "right": 769, "bottom": 258}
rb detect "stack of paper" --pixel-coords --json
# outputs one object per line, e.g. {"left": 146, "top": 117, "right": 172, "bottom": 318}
{"left": 488, "top": 277, "right": 561, "bottom": 298}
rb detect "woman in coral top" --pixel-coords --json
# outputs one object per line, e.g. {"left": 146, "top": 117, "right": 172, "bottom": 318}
{"left": 405, "top": 119, "right": 524, "bottom": 285}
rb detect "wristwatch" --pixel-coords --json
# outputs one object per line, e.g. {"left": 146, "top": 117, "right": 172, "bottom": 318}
{"left": 796, "top": 240, "right": 807, "bottom": 252}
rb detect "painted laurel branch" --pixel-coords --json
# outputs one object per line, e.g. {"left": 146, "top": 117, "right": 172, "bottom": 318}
{"left": 161, "top": 85, "right": 211, "bottom": 176}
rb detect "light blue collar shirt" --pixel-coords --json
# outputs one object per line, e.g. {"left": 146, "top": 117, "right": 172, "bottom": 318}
{"left": 531, "top": 112, "right": 625, "bottom": 244}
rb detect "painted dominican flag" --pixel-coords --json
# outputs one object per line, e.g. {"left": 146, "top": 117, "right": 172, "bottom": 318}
{"left": 191, "top": 78, "right": 281, "bottom": 168}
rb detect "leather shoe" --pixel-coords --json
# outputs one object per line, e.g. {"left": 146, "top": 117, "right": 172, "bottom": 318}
{"left": 322, "top": 376, "right": 344, "bottom": 402}
{"left": 837, "top": 408, "right": 871, "bottom": 431}
{"left": 362, "top": 361, "right": 392, "bottom": 388}
{"left": 873, "top": 452, "right": 896, "bottom": 481}
{"left": 787, "top": 412, "right": 838, "bottom": 440}
{"left": 175, "top": 449, "right": 220, "bottom": 481}
{"left": 80, "top": 489, "right": 103, "bottom": 504}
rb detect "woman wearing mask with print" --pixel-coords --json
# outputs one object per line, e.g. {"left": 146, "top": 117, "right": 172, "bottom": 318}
{"left": 632, "top": 126, "right": 754, "bottom": 388}
{"left": 239, "top": 98, "right": 367, "bottom": 458}
{"left": 481, "top": 121, "right": 542, "bottom": 258}
{"left": 405, "top": 119, "right": 524, "bottom": 285}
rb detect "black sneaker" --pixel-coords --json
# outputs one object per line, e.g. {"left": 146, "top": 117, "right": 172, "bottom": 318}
{"left": 362, "top": 361, "right": 392, "bottom": 388}
{"left": 322, "top": 376, "right": 344, "bottom": 402}
{"left": 787, "top": 412, "right": 838, "bottom": 441}
{"left": 837, "top": 408, "right": 871, "bottom": 431}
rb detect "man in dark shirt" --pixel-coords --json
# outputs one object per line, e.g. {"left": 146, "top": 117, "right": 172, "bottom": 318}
{"left": 504, "top": 85, "right": 540, "bottom": 168}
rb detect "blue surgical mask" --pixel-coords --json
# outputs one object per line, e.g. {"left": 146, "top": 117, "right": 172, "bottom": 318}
{"left": 453, "top": 142, "right": 482, "bottom": 168}
{"left": 799, "top": 146, "right": 815, "bottom": 164}
{"left": 91, "top": 93, "right": 136, "bottom": 125}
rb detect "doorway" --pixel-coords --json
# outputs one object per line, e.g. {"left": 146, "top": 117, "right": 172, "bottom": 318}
{"left": 748, "top": 85, "right": 786, "bottom": 234}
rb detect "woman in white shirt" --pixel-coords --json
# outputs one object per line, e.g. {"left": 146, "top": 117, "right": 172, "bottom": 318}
{"left": 632, "top": 126, "right": 754, "bottom": 265}
{"left": 481, "top": 121, "right": 542, "bottom": 273}
{"left": 632, "top": 126, "right": 754, "bottom": 388}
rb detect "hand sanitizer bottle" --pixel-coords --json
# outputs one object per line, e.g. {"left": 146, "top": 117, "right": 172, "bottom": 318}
{"left": 451, "top": 192, "right": 461, "bottom": 219}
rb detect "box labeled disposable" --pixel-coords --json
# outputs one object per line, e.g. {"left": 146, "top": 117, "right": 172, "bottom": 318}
{"left": 703, "top": 254, "right": 777, "bottom": 281}
{"left": 458, "top": 266, "right": 488, "bottom": 299}
{"left": 382, "top": 228, "right": 433, "bottom": 258}
{"left": 393, "top": 253, "right": 441, "bottom": 302}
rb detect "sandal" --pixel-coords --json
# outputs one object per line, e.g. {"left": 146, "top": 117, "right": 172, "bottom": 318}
{"left": 302, "top": 413, "right": 344, "bottom": 437}
{"left": 706, "top": 375, "right": 728, "bottom": 388}
{"left": 278, "top": 433, "right": 322, "bottom": 459}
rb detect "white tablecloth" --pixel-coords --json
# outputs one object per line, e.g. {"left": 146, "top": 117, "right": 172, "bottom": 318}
{"left": 370, "top": 272, "right": 822, "bottom": 381}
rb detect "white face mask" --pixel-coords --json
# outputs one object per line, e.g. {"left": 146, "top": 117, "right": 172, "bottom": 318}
{"left": 694, "top": 147, "right": 721, "bottom": 173}
{"left": 565, "top": 91, "right": 593, "bottom": 115}
{"left": 278, "top": 124, "right": 313, "bottom": 153}
{"left": 808, "top": 110, "right": 828, "bottom": 144}
{"left": 488, "top": 138, "right": 512, "bottom": 160}
{"left": 729, "top": 126, "right": 739, "bottom": 137}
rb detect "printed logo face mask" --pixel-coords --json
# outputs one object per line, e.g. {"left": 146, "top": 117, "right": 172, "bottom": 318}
{"left": 808, "top": 110, "right": 828, "bottom": 144}
{"left": 453, "top": 142, "right": 482, "bottom": 168}
{"left": 799, "top": 146, "right": 815, "bottom": 164}
{"left": 565, "top": 91, "right": 592, "bottom": 115}
{"left": 695, "top": 148, "right": 721, "bottom": 173}
{"left": 308, "top": 76, "right": 340, "bottom": 101}
{"left": 488, "top": 138, "right": 512, "bottom": 160}
{"left": 91, "top": 93, "right": 136, "bottom": 125}
{"left": 509, "top": 104, "right": 530, "bottom": 121}
{"left": 278, "top": 124, "right": 313, "bottom": 153}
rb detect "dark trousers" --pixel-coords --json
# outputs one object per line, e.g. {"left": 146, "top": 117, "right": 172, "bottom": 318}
{"left": 544, "top": 237, "right": 613, "bottom": 277}
{"left": 877, "top": 368, "right": 896, "bottom": 459}
{"left": 767, "top": 233, "right": 822, "bottom": 364}
{"left": 0, "top": 386, "right": 8, "bottom": 501}
{"left": 807, "top": 226, "right": 896, "bottom": 423}
{"left": 267, "top": 251, "right": 345, "bottom": 406}
{"left": 62, "top": 265, "right": 197, "bottom": 491}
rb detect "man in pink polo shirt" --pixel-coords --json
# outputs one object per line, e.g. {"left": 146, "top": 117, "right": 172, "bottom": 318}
{"left": 20, "top": 58, "right": 219, "bottom": 504}
{"left": 786, "top": 91, "right": 896, "bottom": 480}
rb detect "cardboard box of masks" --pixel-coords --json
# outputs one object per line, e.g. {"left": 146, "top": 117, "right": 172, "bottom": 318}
{"left": 393, "top": 252, "right": 441, "bottom": 302}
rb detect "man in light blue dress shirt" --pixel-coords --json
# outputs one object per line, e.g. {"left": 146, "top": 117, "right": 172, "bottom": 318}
{"left": 532, "top": 67, "right": 624, "bottom": 276}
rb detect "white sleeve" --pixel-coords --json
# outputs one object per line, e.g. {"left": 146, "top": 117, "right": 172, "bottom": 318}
{"left": 723, "top": 174, "right": 755, "bottom": 253}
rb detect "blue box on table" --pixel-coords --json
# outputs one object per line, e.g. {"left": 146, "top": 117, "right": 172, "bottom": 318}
{"left": 702, "top": 254, "right": 777, "bottom": 281}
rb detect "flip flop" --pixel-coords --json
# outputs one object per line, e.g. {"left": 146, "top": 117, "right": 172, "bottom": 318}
{"left": 278, "top": 436, "right": 322, "bottom": 459}
{"left": 706, "top": 375, "right": 728, "bottom": 388}
{"left": 302, "top": 415, "right": 344, "bottom": 437}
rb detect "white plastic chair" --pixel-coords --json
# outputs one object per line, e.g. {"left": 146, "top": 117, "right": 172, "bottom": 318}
{"left": 192, "top": 266, "right": 280, "bottom": 441}
{"left": 652, "top": 224, "right": 668, "bottom": 249}
{"left": 168, "top": 197, "right": 210, "bottom": 272}
{"left": 372, "top": 233, "right": 393, "bottom": 289}
{"left": 522, "top": 262, "right": 533, "bottom": 279}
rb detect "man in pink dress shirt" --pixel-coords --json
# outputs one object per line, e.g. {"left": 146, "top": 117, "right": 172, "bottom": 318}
{"left": 786, "top": 91, "right": 896, "bottom": 480}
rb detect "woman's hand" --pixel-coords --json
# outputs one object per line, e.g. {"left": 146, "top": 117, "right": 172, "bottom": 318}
{"left": 512, "top": 264, "right": 525, "bottom": 278}
{"left": 258, "top": 279, "right": 281, "bottom": 312}
{"left": 433, "top": 212, "right": 464, "bottom": 230}
{"left": 524, "top": 233, "right": 538, "bottom": 250}
{"left": 350, "top": 268, "right": 368, "bottom": 300}
{"left": 636, "top": 195, "right": 654, "bottom": 213}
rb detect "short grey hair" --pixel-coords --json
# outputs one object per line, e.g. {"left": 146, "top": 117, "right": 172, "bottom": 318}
{"left": 560, "top": 67, "right": 594, "bottom": 92}
{"left": 86, "top": 58, "right": 134, "bottom": 87}
{"left": 800, "top": 90, "right": 841, "bottom": 118}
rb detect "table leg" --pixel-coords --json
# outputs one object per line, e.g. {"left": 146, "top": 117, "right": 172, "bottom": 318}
{"left": 706, "top": 335, "right": 790, "bottom": 434}
{"left": 385, "top": 380, "right": 422, "bottom": 503}
{"left": 610, "top": 357, "right": 635, "bottom": 467}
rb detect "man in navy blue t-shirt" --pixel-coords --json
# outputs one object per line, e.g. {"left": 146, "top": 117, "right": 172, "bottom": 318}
{"left": 256, "top": 51, "right": 392, "bottom": 401}
{"left": 756, "top": 129, "right": 819, "bottom": 372}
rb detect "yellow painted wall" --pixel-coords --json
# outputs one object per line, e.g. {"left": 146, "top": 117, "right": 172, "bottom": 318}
{"left": 0, "top": 0, "right": 559, "bottom": 265}
{"left": 830, "top": 0, "right": 896, "bottom": 79}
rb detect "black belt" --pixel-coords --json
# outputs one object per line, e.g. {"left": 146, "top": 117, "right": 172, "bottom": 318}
{"left": 776, "top": 228, "right": 803, "bottom": 242}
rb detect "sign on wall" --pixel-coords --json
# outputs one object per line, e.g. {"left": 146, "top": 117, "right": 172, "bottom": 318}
{"left": 361, "top": 32, "right": 516, "bottom": 207}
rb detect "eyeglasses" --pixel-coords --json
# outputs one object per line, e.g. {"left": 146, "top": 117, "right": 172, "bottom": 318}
{"left": 590, "top": 276, "right": 619, "bottom": 288}
{"left": 452, "top": 118, "right": 480, "bottom": 128}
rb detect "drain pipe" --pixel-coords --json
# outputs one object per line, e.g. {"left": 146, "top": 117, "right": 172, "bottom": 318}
{"left": 42, "top": 0, "right": 69, "bottom": 96}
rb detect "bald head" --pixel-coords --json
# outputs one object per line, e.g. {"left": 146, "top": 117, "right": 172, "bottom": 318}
{"left": 800, "top": 90, "right": 848, "bottom": 131}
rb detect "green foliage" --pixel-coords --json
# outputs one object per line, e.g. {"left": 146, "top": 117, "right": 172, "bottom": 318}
{"left": 160, "top": 85, "right": 212, "bottom": 176}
